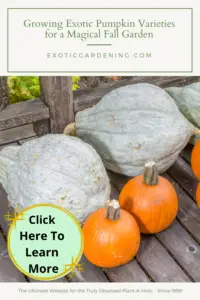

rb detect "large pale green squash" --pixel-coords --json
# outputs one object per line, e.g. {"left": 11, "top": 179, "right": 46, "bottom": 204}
{"left": 0, "top": 134, "right": 111, "bottom": 223}
{"left": 64, "top": 83, "right": 198, "bottom": 177}
{"left": 166, "top": 82, "right": 200, "bottom": 144}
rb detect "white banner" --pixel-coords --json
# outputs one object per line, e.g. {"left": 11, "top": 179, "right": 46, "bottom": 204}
{"left": 0, "top": 0, "right": 199, "bottom": 75}
{"left": 0, "top": 282, "right": 197, "bottom": 299}
{"left": 7, "top": 8, "right": 192, "bottom": 73}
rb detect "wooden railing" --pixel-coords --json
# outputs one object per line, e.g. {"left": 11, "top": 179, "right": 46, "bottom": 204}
{"left": 0, "top": 76, "right": 200, "bottom": 146}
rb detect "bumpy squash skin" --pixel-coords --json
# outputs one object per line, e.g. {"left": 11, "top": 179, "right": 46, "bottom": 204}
{"left": 82, "top": 206, "right": 140, "bottom": 268}
{"left": 166, "top": 83, "right": 200, "bottom": 128}
{"left": 191, "top": 140, "right": 200, "bottom": 180}
{"left": 166, "top": 82, "right": 200, "bottom": 145}
{"left": 196, "top": 184, "right": 200, "bottom": 208}
{"left": 75, "top": 83, "right": 194, "bottom": 176}
{"left": 119, "top": 175, "right": 178, "bottom": 234}
{"left": 0, "top": 134, "right": 111, "bottom": 223}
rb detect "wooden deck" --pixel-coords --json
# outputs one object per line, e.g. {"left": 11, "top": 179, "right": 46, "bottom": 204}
{"left": 0, "top": 135, "right": 200, "bottom": 283}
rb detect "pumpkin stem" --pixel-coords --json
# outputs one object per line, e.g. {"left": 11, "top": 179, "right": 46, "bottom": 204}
{"left": 63, "top": 123, "right": 76, "bottom": 136}
{"left": 106, "top": 199, "right": 120, "bottom": 220}
{"left": 193, "top": 128, "right": 200, "bottom": 135}
{"left": 143, "top": 161, "right": 158, "bottom": 186}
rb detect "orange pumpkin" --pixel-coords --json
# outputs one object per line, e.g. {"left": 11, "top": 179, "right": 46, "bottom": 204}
{"left": 82, "top": 199, "right": 140, "bottom": 268}
{"left": 191, "top": 140, "right": 200, "bottom": 180}
{"left": 119, "top": 161, "right": 178, "bottom": 234}
{"left": 196, "top": 183, "right": 200, "bottom": 208}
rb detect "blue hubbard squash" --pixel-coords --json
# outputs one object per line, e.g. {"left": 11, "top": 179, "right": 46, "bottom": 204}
{"left": 166, "top": 82, "right": 200, "bottom": 145}
{"left": 0, "top": 134, "right": 111, "bottom": 223}
{"left": 64, "top": 83, "right": 199, "bottom": 177}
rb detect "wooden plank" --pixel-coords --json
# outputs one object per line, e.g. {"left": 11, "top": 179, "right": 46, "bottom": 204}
{"left": 86, "top": 77, "right": 100, "bottom": 88}
{"left": 181, "top": 144, "right": 194, "bottom": 163}
{"left": 103, "top": 260, "right": 150, "bottom": 282}
{"left": 18, "top": 136, "right": 38, "bottom": 145}
{"left": 164, "top": 174, "right": 200, "bottom": 243}
{"left": 33, "top": 119, "right": 50, "bottom": 136}
{"left": 28, "top": 275, "right": 68, "bottom": 283}
{"left": 67, "top": 255, "right": 109, "bottom": 282}
{"left": 0, "top": 124, "right": 36, "bottom": 145}
{"left": 0, "top": 142, "right": 18, "bottom": 150}
{"left": 108, "top": 171, "right": 192, "bottom": 282}
{"left": 157, "top": 221, "right": 200, "bottom": 281}
{"left": 137, "top": 235, "right": 190, "bottom": 282}
{"left": 40, "top": 77, "right": 74, "bottom": 133}
{"left": 74, "top": 76, "right": 200, "bottom": 112}
{"left": 0, "top": 76, "right": 9, "bottom": 110}
{"left": 167, "top": 156, "right": 198, "bottom": 200}
{"left": 107, "top": 170, "right": 131, "bottom": 194}
{"left": 0, "top": 98, "right": 49, "bottom": 130}
{"left": 0, "top": 232, "right": 27, "bottom": 282}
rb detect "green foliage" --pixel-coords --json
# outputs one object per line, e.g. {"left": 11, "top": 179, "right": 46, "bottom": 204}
{"left": 8, "top": 77, "right": 40, "bottom": 103}
{"left": 72, "top": 76, "right": 80, "bottom": 91}
{"left": 8, "top": 76, "right": 80, "bottom": 104}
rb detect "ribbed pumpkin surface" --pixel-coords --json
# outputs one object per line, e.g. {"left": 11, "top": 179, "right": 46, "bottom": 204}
{"left": 75, "top": 83, "right": 195, "bottom": 176}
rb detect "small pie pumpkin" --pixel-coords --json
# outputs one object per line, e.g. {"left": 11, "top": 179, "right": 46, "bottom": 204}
{"left": 82, "top": 200, "right": 140, "bottom": 268}
{"left": 119, "top": 161, "right": 178, "bottom": 234}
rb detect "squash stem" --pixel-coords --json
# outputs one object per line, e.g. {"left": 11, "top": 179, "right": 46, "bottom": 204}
{"left": 106, "top": 199, "right": 120, "bottom": 220}
{"left": 193, "top": 128, "right": 200, "bottom": 135}
{"left": 143, "top": 161, "right": 158, "bottom": 186}
{"left": 63, "top": 122, "right": 76, "bottom": 136}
